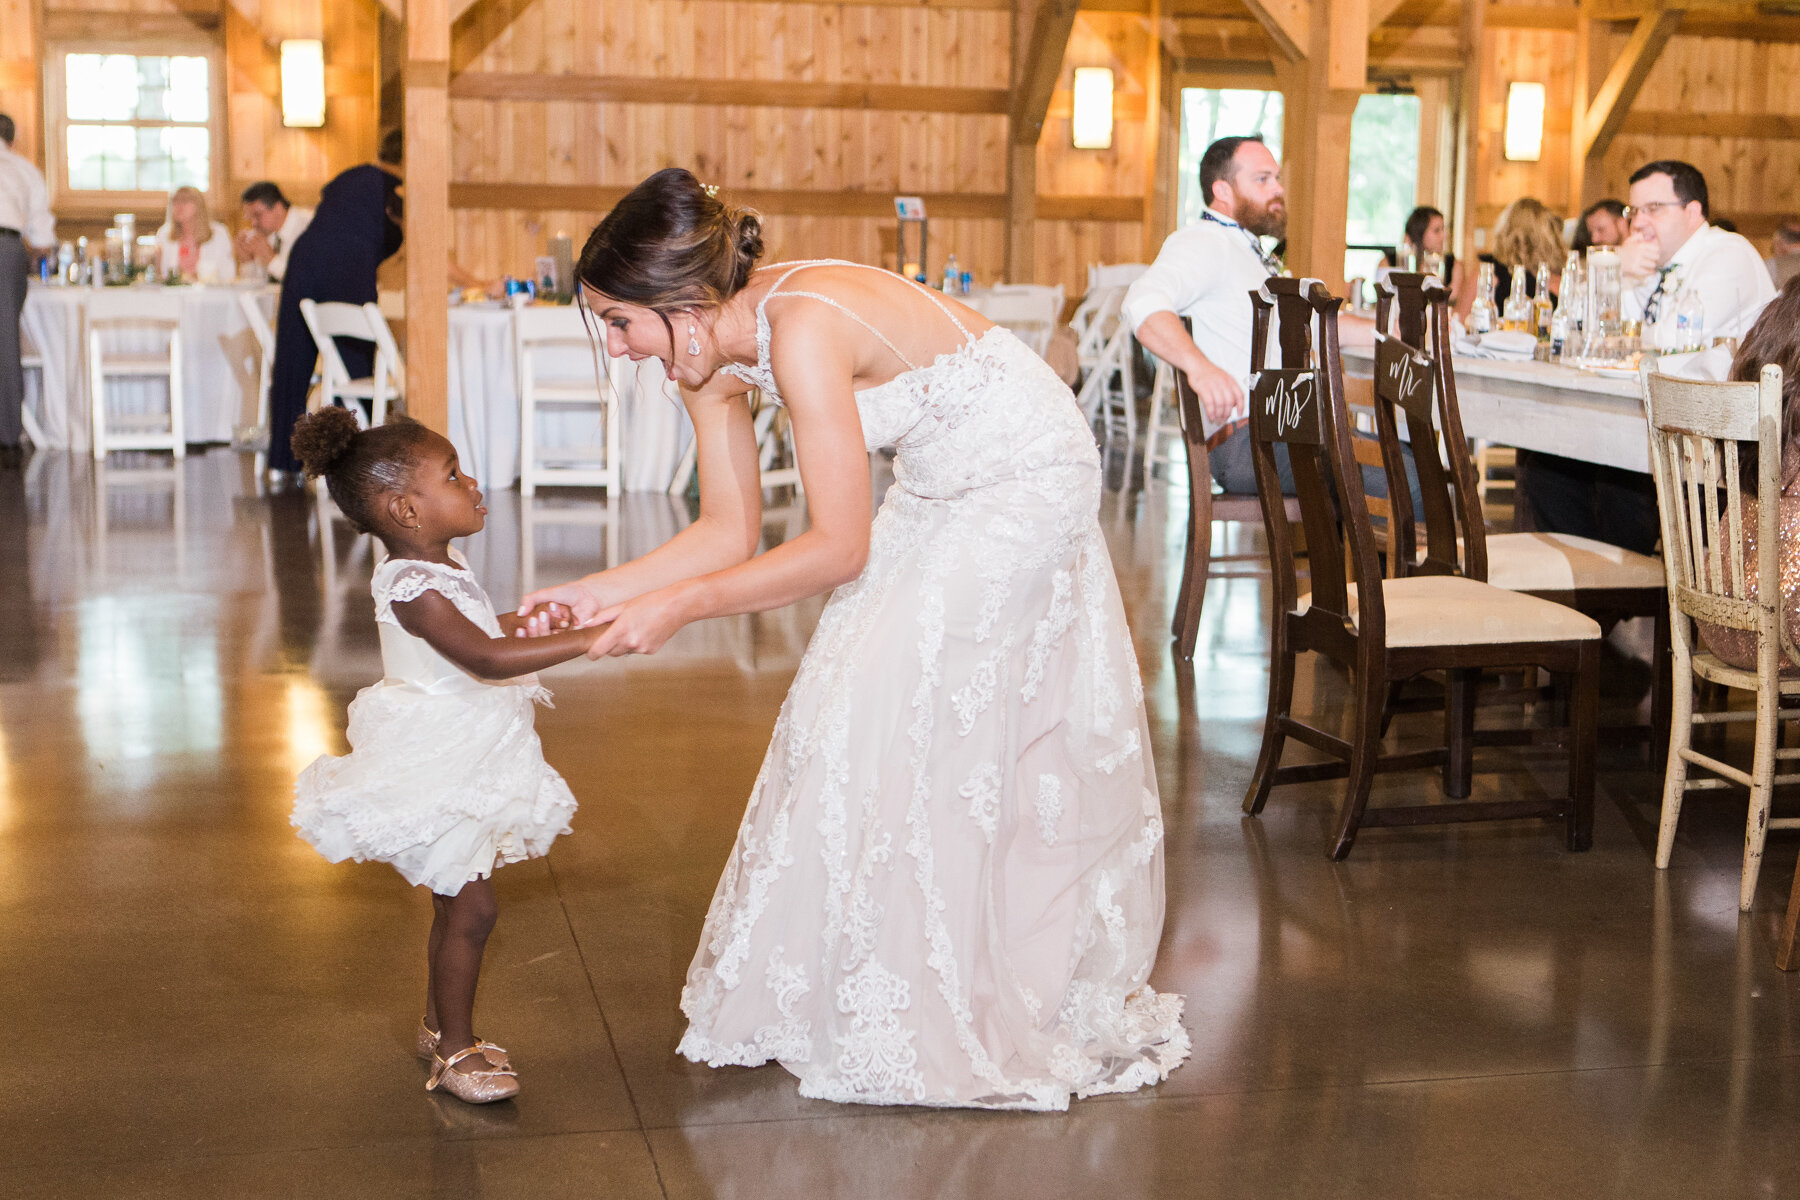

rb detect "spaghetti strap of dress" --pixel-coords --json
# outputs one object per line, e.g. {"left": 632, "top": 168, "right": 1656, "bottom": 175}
{"left": 722, "top": 260, "right": 978, "bottom": 399}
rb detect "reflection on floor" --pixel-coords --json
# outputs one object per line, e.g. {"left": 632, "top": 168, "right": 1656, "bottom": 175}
{"left": 3, "top": 447, "right": 1799, "bottom": 1199}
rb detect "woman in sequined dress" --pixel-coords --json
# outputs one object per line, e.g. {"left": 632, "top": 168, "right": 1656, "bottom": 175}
{"left": 1696, "top": 277, "right": 1800, "bottom": 669}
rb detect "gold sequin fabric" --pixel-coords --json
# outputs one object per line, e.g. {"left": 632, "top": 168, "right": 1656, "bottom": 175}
{"left": 1697, "top": 459, "right": 1800, "bottom": 672}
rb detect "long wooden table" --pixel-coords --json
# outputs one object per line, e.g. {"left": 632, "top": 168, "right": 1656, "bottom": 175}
{"left": 1341, "top": 347, "right": 1647, "bottom": 473}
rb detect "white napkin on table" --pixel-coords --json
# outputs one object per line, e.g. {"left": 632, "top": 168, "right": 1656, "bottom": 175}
{"left": 1451, "top": 327, "right": 1539, "bottom": 361}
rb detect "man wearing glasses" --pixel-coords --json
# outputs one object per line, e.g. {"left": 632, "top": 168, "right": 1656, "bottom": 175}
{"left": 1521, "top": 160, "right": 1773, "bottom": 556}
{"left": 1618, "top": 160, "right": 1773, "bottom": 340}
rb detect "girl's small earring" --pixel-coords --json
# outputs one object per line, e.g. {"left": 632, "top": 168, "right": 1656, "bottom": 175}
{"left": 688, "top": 324, "right": 701, "bottom": 356}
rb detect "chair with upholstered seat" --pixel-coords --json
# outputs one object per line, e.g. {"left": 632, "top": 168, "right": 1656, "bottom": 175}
{"left": 1641, "top": 365, "right": 1800, "bottom": 921}
{"left": 1169, "top": 314, "right": 1301, "bottom": 661}
{"left": 1372, "top": 273, "right": 1670, "bottom": 758}
{"left": 1241, "top": 276, "right": 1600, "bottom": 860}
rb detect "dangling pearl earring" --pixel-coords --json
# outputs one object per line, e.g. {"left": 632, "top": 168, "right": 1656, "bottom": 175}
{"left": 687, "top": 323, "right": 701, "bottom": 356}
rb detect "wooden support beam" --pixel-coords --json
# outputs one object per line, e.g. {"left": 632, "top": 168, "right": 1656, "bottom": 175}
{"left": 1275, "top": 0, "right": 1362, "bottom": 292}
{"left": 1241, "top": 0, "right": 1311, "bottom": 61}
{"left": 449, "top": 74, "right": 1012, "bottom": 113}
{"left": 1008, "top": 0, "right": 1079, "bottom": 283}
{"left": 1450, "top": 0, "right": 1485, "bottom": 267}
{"left": 1575, "top": 2, "right": 1685, "bottom": 167}
{"left": 449, "top": 0, "right": 537, "bottom": 75}
{"left": 1328, "top": 0, "right": 1370, "bottom": 88}
{"left": 1366, "top": 0, "right": 1412, "bottom": 31}
{"left": 1618, "top": 111, "right": 1800, "bottom": 139}
{"left": 1143, "top": 0, "right": 1173, "bottom": 259}
{"left": 447, "top": 183, "right": 1142, "bottom": 223}
{"left": 407, "top": 0, "right": 451, "bottom": 437}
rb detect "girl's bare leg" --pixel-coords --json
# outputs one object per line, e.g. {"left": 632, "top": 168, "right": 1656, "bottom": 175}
{"left": 424, "top": 892, "right": 449, "bottom": 1032}
{"left": 431, "top": 877, "right": 498, "bottom": 1072}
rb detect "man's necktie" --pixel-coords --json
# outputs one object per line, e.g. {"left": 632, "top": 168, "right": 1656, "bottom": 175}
{"left": 1644, "top": 266, "right": 1674, "bottom": 322}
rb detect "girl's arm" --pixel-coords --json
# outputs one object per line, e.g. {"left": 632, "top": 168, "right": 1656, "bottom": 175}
{"left": 393, "top": 591, "right": 603, "bottom": 680}
{"left": 583, "top": 311, "right": 873, "bottom": 657}
{"left": 517, "top": 374, "right": 766, "bottom": 625}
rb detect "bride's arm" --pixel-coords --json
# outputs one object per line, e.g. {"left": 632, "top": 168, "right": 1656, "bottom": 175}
{"left": 584, "top": 318, "right": 872, "bottom": 656}
{"left": 518, "top": 374, "right": 765, "bottom": 624}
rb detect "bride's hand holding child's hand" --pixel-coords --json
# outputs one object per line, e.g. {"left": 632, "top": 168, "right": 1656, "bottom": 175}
{"left": 585, "top": 585, "right": 696, "bottom": 658}
{"left": 515, "top": 580, "right": 609, "bottom": 636}
{"left": 500, "top": 601, "right": 576, "bottom": 638}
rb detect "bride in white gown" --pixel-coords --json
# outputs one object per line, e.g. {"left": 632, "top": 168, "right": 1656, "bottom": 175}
{"left": 522, "top": 169, "right": 1188, "bottom": 1110}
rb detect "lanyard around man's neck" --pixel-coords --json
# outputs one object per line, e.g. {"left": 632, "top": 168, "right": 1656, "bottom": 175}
{"left": 1203, "top": 208, "right": 1280, "bottom": 275}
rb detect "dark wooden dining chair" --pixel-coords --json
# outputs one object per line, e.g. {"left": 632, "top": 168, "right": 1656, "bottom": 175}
{"left": 1171, "top": 316, "right": 1302, "bottom": 661}
{"left": 1372, "top": 273, "right": 1671, "bottom": 763}
{"left": 1241, "top": 276, "right": 1602, "bottom": 860}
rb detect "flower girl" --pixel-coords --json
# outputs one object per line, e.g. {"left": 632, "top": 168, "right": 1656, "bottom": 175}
{"left": 290, "top": 407, "right": 599, "bottom": 1104}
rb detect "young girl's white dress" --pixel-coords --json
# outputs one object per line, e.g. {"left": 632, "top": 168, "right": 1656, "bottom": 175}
{"left": 292, "top": 551, "right": 578, "bottom": 896}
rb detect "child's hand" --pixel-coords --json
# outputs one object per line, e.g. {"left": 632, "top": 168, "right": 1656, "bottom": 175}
{"left": 500, "top": 602, "right": 575, "bottom": 638}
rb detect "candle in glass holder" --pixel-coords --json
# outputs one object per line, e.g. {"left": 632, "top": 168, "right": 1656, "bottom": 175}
{"left": 1585, "top": 246, "right": 1622, "bottom": 359}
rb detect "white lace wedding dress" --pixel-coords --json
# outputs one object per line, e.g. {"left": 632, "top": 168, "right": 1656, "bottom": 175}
{"left": 677, "top": 262, "right": 1188, "bottom": 1110}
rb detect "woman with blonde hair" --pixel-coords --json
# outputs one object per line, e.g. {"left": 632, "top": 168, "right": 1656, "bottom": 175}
{"left": 155, "top": 185, "right": 235, "bottom": 282}
{"left": 1467, "top": 196, "right": 1566, "bottom": 314}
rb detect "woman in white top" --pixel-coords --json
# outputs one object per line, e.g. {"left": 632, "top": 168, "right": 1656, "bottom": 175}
{"left": 155, "top": 185, "right": 235, "bottom": 283}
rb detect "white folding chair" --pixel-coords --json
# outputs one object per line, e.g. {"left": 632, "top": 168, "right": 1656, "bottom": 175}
{"left": 1086, "top": 262, "right": 1148, "bottom": 291}
{"left": 236, "top": 291, "right": 275, "bottom": 469}
{"left": 1073, "top": 286, "right": 1126, "bottom": 377}
{"left": 976, "top": 287, "right": 1060, "bottom": 357}
{"left": 86, "top": 288, "right": 185, "bottom": 460}
{"left": 667, "top": 386, "right": 804, "bottom": 498}
{"left": 1075, "top": 318, "right": 1137, "bottom": 453}
{"left": 299, "top": 299, "right": 403, "bottom": 427}
{"left": 19, "top": 333, "right": 47, "bottom": 449}
{"left": 515, "top": 305, "right": 619, "bottom": 496}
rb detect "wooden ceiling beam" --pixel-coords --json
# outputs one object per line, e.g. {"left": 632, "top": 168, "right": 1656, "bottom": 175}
{"left": 1240, "top": 0, "right": 1311, "bottom": 60}
{"left": 1367, "top": 0, "right": 1414, "bottom": 31}
{"left": 1010, "top": 0, "right": 1081, "bottom": 144}
{"left": 1575, "top": 1, "right": 1684, "bottom": 166}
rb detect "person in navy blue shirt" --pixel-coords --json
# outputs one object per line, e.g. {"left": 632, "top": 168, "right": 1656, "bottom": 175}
{"left": 265, "top": 130, "right": 404, "bottom": 479}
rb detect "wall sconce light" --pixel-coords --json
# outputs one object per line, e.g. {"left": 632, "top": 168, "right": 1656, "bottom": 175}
{"left": 1071, "top": 67, "right": 1114, "bottom": 150}
{"left": 281, "top": 40, "right": 326, "bottom": 128}
{"left": 1503, "top": 81, "right": 1545, "bottom": 162}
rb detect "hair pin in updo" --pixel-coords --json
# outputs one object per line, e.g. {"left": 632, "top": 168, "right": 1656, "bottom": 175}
{"left": 702, "top": 182, "right": 721, "bottom": 199}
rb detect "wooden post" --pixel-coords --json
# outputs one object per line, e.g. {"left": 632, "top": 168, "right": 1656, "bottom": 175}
{"left": 0, "top": 0, "right": 41, "bottom": 166}
{"left": 1275, "top": 0, "right": 1361, "bottom": 293}
{"left": 1141, "top": 0, "right": 1174, "bottom": 261}
{"left": 1007, "top": 0, "right": 1078, "bottom": 284}
{"left": 405, "top": 0, "right": 450, "bottom": 435}
{"left": 1449, "top": 0, "right": 1485, "bottom": 270}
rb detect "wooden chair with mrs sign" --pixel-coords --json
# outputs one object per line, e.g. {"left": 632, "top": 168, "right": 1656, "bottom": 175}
{"left": 1241, "top": 276, "right": 1602, "bottom": 859}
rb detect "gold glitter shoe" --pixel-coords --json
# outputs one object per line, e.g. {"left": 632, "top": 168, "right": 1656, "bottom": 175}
{"left": 418, "top": 1020, "right": 510, "bottom": 1067}
{"left": 426, "top": 1044, "right": 519, "bottom": 1104}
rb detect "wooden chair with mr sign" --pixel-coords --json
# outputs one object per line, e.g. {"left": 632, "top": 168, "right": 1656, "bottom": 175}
{"left": 1241, "top": 276, "right": 1601, "bottom": 859}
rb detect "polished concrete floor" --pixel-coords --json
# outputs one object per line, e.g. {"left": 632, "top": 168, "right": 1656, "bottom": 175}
{"left": 5, "top": 447, "right": 1800, "bottom": 1199}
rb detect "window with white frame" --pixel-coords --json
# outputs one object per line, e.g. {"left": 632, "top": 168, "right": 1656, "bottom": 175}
{"left": 49, "top": 49, "right": 219, "bottom": 206}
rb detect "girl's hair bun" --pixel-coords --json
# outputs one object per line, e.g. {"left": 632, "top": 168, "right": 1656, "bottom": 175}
{"left": 290, "top": 406, "right": 361, "bottom": 479}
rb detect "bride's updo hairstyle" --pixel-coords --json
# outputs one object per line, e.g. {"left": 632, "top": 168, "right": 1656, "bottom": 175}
{"left": 575, "top": 168, "right": 764, "bottom": 323}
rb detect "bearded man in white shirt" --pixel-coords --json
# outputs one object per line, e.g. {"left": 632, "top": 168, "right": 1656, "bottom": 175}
{"left": 0, "top": 113, "right": 55, "bottom": 468}
{"left": 1520, "top": 160, "right": 1774, "bottom": 555}
{"left": 1125, "top": 134, "right": 1409, "bottom": 504}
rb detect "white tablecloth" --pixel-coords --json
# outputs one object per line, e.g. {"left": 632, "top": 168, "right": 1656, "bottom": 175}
{"left": 445, "top": 303, "right": 691, "bottom": 492}
{"left": 22, "top": 282, "right": 274, "bottom": 451}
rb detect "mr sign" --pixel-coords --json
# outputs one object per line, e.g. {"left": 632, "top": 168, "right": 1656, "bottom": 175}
{"left": 1375, "top": 335, "right": 1435, "bottom": 420}
{"left": 1250, "top": 369, "right": 1324, "bottom": 445}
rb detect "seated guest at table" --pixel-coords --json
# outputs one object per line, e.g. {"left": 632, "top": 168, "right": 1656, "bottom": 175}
{"left": 1126, "top": 134, "right": 1414, "bottom": 507}
{"left": 1766, "top": 217, "right": 1800, "bottom": 290}
{"left": 234, "top": 181, "right": 313, "bottom": 282}
{"left": 1521, "top": 162, "right": 1775, "bottom": 556}
{"left": 0, "top": 112, "right": 55, "bottom": 469}
{"left": 1465, "top": 197, "right": 1565, "bottom": 316}
{"left": 1383, "top": 205, "right": 1468, "bottom": 310}
{"left": 1694, "top": 276, "right": 1800, "bottom": 670}
{"left": 1571, "top": 199, "right": 1627, "bottom": 254}
{"left": 156, "top": 186, "right": 236, "bottom": 283}
{"left": 1618, "top": 160, "right": 1773, "bottom": 339}
{"left": 264, "top": 130, "right": 404, "bottom": 480}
